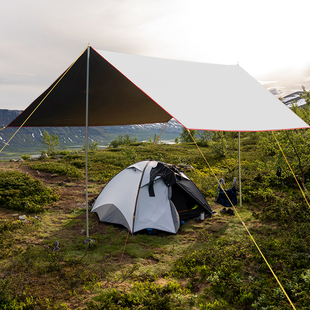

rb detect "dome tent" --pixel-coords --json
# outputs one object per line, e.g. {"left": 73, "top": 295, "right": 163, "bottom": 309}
{"left": 91, "top": 160, "right": 212, "bottom": 234}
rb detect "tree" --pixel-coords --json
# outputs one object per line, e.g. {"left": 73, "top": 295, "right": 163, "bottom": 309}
{"left": 41, "top": 130, "right": 60, "bottom": 155}
{"left": 197, "top": 131, "right": 212, "bottom": 146}
{"left": 210, "top": 131, "right": 228, "bottom": 157}
{"left": 82, "top": 140, "right": 99, "bottom": 152}
{"left": 259, "top": 87, "right": 310, "bottom": 192}
{"left": 179, "top": 128, "right": 197, "bottom": 142}
{"left": 300, "top": 85, "right": 310, "bottom": 105}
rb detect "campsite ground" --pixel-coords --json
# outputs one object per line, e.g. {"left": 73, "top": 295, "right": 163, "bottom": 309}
{"left": 1, "top": 141, "right": 310, "bottom": 309}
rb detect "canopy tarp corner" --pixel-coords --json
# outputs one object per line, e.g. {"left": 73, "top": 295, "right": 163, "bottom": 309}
{"left": 7, "top": 46, "right": 309, "bottom": 131}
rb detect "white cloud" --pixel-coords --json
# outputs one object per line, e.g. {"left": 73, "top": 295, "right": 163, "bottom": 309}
{"left": 1, "top": 0, "right": 310, "bottom": 109}
{"left": 258, "top": 81, "right": 278, "bottom": 85}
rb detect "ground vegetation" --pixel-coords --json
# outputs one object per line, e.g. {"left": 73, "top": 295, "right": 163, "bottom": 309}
{"left": 1, "top": 88, "right": 310, "bottom": 309}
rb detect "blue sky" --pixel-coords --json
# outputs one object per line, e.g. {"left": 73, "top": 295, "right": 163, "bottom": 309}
{"left": 1, "top": 0, "right": 310, "bottom": 110}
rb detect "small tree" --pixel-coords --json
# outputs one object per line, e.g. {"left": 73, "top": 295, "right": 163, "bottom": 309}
{"left": 300, "top": 85, "right": 310, "bottom": 105}
{"left": 197, "top": 131, "right": 212, "bottom": 146}
{"left": 179, "top": 128, "right": 197, "bottom": 142}
{"left": 210, "top": 132, "right": 228, "bottom": 157}
{"left": 82, "top": 140, "right": 99, "bottom": 152}
{"left": 41, "top": 130, "right": 60, "bottom": 155}
{"left": 258, "top": 87, "right": 310, "bottom": 193}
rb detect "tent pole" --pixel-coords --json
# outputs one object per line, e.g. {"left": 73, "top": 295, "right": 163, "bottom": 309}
{"left": 238, "top": 131, "right": 242, "bottom": 206}
{"left": 85, "top": 46, "right": 90, "bottom": 238}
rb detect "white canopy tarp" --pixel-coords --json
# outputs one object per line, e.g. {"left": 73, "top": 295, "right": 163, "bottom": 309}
{"left": 96, "top": 49, "right": 309, "bottom": 131}
{"left": 8, "top": 46, "right": 309, "bottom": 132}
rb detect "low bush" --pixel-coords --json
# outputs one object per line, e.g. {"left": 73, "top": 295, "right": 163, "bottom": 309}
{"left": 109, "top": 134, "right": 137, "bottom": 148}
{"left": 85, "top": 281, "right": 187, "bottom": 310}
{"left": 21, "top": 154, "right": 31, "bottom": 160}
{"left": 0, "top": 171, "right": 59, "bottom": 212}
{"left": 29, "top": 162, "right": 83, "bottom": 179}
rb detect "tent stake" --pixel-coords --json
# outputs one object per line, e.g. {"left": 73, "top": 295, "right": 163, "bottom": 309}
{"left": 85, "top": 46, "right": 90, "bottom": 238}
{"left": 238, "top": 132, "right": 242, "bottom": 206}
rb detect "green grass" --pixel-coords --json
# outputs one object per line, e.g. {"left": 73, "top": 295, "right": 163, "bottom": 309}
{"left": 1, "top": 137, "right": 310, "bottom": 309}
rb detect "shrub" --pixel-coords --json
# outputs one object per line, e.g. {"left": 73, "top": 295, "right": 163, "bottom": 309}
{"left": 85, "top": 281, "right": 186, "bottom": 309}
{"left": 29, "top": 162, "right": 83, "bottom": 179}
{"left": 179, "top": 128, "right": 197, "bottom": 142}
{"left": 82, "top": 141, "right": 100, "bottom": 152}
{"left": 109, "top": 134, "right": 137, "bottom": 148}
{"left": 21, "top": 154, "right": 31, "bottom": 160}
{"left": 0, "top": 171, "right": 59, "bottom": 212}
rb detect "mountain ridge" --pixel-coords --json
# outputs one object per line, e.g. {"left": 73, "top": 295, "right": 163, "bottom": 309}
{"left": 0, "top": 109, "right": 182, "bottom": 154}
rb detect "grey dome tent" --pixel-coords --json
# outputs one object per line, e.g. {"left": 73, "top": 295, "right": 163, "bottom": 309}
{"left": 91, "top": 160, "right": 212, "bottom": 234}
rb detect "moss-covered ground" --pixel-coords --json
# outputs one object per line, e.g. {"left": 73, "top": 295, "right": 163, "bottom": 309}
{"left": 1, "top": 138, "right": 310, "bottom": 309}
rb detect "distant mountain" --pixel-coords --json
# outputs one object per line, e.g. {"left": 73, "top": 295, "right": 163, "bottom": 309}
{"left": 0, "top": 109, "right": 183, "bottom": 152}
{"left": 282, "top": 91, "right": 306, "bottom": 107}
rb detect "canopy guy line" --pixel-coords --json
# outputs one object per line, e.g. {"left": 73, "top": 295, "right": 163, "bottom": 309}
{"left": 272, "top": 131, "right": 310, "bottom": 209}
{"left": 151, "top": 122, "right": 168, "bottom": 151}
{"left": 0, "top": 46, "right": 89, "bottom": 155}
{"left": 120, "top": 230, "right": 131, "bottom": 262}
{"left": 238, "top": 132, "right": 242, "bottom": 206}
{"left": 187, "top": 129, "right": 296, "bottom": 310}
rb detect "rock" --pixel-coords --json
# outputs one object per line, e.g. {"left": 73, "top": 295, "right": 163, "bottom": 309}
{"left": 40, "top": 153, "right": 48, "bottom": 159}
{"left": 52, "top": 155, "right": 63, "bottom": 159}
{"left": 83, "top": 238, "right": 96, "bottom": 246}
{"left": 9, "top": 159, "right": 18, "bottom": 162}
{"left": 53, "top": 241, "right": 61, "bottom": 252}
{"left": 88, "top": 197, "right": 97, "bottom": 206}
{"left": 30, "top": 156, "right": 40, "bottom": 161}
{"left": 78, "top": 203, "right": 87, "bottom": 209}
{"left": 178, "top": 163, "right": 194, "bottom": 170}
{"left": 18, "top": 215, "right": 27, "bottom": 220}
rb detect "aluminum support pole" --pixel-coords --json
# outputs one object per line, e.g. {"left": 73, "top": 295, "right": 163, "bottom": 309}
{"left": 85, "top": 46, "right": 90, "bottom": 238}
{"left": 238, "top": 131, "right": 242, "bottom": 206}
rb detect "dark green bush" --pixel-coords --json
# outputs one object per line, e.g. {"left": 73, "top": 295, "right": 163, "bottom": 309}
{"left": 109, "top": 134, "right": 137, "bottom": 148}
{"left": 0, "top": 171, "right": 59, "bottom": 212}
{"left": 29, "top": 162, "right": 83, "bottom": 179}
